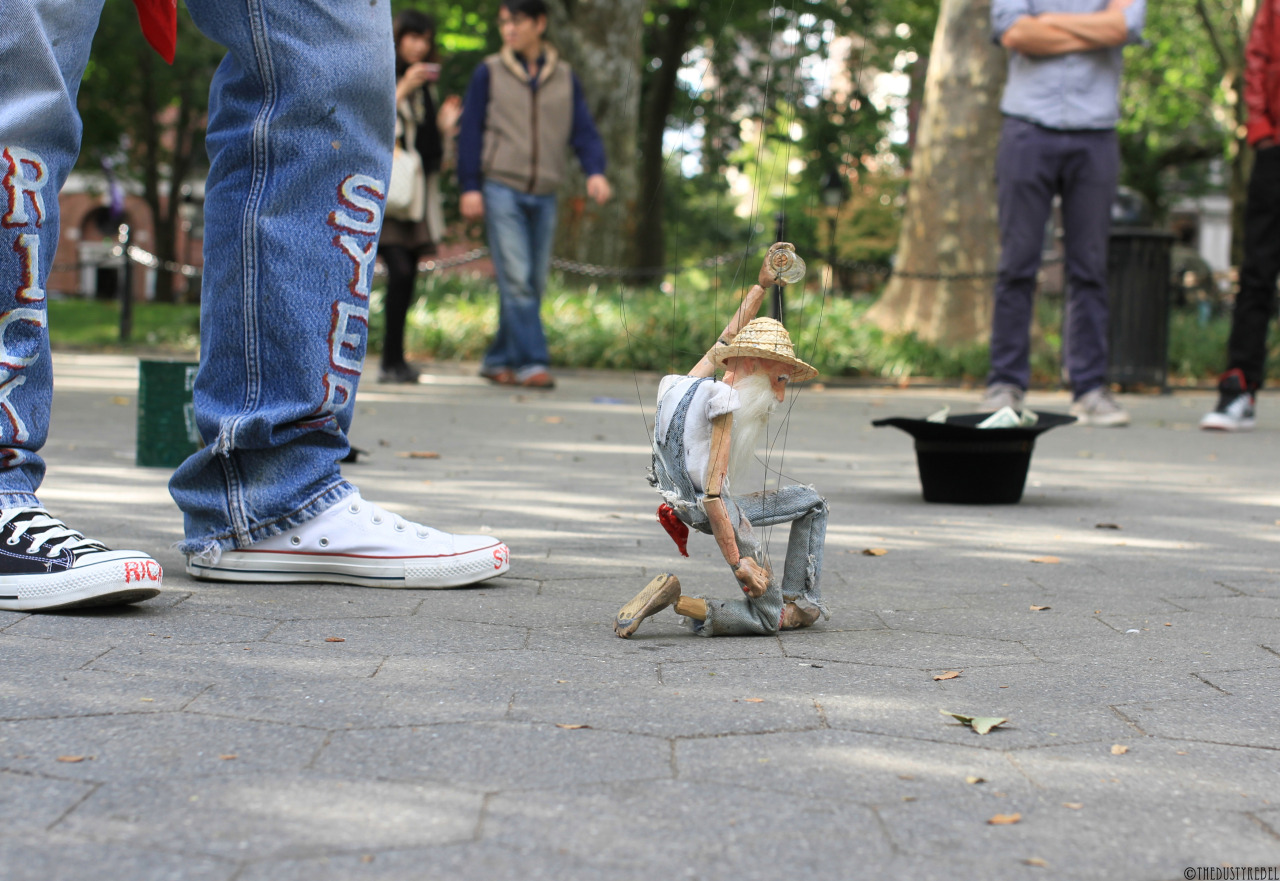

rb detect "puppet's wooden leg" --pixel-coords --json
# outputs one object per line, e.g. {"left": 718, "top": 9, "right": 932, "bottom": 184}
{"left": 779, "top": 602, "right": 820, "bottom": 630}
{"left": 614, "top": 573, "right": 682, "bottom": 638}
{"left": 674, "top": 596, "right": 708, "bottom": 621}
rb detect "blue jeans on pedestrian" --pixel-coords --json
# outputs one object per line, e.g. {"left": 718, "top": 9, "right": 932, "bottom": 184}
{"left": 1, "top": 0, "right": 394, "bottom": 553}
{"left": 481, "top": 179, "right": 557, "bottom": 377}
{"left": 987, "top": 117, "right": 1119, "bottom": 398}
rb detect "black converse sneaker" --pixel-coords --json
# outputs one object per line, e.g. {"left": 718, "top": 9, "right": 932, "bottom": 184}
{"left": 0, "top": 508, "right": 162, "bottom": 612}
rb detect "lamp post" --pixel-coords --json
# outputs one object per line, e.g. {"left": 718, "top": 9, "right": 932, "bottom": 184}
{"left": 820, "top": 169, "right": 846, "bottom": 297}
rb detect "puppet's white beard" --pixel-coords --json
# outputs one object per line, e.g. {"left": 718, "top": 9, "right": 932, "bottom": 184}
{"left": 725, "top": 373, "right": 778, "bottom": 489}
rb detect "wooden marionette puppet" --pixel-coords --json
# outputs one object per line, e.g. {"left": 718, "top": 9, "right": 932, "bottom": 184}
{"left": 615, "top": 243, "right": 830, "bottom": 638}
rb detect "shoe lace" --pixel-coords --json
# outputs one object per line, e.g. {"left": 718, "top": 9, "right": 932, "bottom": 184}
{"left": 346, "top": 497, "right": 443, "bottom": 540}
{"left": 0, "top": 508, "right": 109, "bottom": 558}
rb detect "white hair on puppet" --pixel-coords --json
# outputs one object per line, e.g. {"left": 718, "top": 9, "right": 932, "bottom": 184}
{"left": 724, "top": 372, "right": 778, "bottom": 488}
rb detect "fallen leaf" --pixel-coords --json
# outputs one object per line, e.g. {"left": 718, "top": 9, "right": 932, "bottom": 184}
{"left": 1024, "top": 857, "right": 1049, "bottom": 867}
{"left": 324, "top": 637, "right": 345, "bottom": 643}
{"left": 862, "top": 548, "right": 888, "bottom": 556}
{"left": 965, "top": 776, "right": 985, "bottom": 784}
{"left": 555, "top": 679, "right": 568, "bottom": 684}
{"left": 1095, "top": 523, "right": 1121, "bottom": 530}
{"left": 1030, "top": 605, "right": 1051, "bottom": 612}
{"left": 1164, "top": 622, "right": 1173, "bottom": 626}
{"left": 898, "top": 774, "right": 915, "bottom": 781}
{"left": 902, "top": 796, "right": 917, "bottom": 802}
{"left": 742, "top": 698, "right": 765, "bottom": 703}
{"left": 1111, "top": 744, "right": 1129, "bottom": 755}
{"left": 219, "top": 754, "right": 237, "bottom": 761}
{"left": 988, "top": 813, "right": 1022, "bottom": 825}
{"left": 1062, "top": 802, "right": 1083, "bottom": 810}
{"left": 555, "top": 723, "right": 592, "bottom": 730}
{"left": 139, "top": 697, "right": 155, "bottom": 702}
{"left": 933, "top": 671, "right": 961, "bottom": 681}
{"left": 360, "top": 855, "right": 375, "bottom": 864}
{"left": 543, "top": 416, "right": 564, "bottom": 424}
{"left": 110, "top": 396, "right": 130, "bottom": 406}
{"left": 56, "top": 756, "right": 86, "bottom": 763}
{"left": 1030, "top": 556, "right": 1060, "bottom": 564}
{"left": 940, "top": 710, "right": 1008, "bottom": 735}
{"left": 397, "top": 451, "right": 441, "bottom": 459}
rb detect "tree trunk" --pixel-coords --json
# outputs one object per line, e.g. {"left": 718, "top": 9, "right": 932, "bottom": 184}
{"left": 634, "top": 3, "right": 700, "bottom": 281}
{"left": 865, "top": 0, "right": 1007, "bottom": 345}
{"left": 546, "top": 0, "right": 643, "bottom": 276}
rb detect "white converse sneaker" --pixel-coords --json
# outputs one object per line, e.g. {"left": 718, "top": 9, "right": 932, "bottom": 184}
{"left": 0, "top": 509, "right": 162, "bottom": 612}
{"left": 185, "top": 493, "right": 510, "bottom": 589}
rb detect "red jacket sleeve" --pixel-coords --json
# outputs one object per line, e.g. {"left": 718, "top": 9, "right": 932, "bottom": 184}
{"left": 1244, "top": 0, "right": 1276, "bottom": 145}
{"left": 132, "top": 0, "right": 178, "bottom": 65}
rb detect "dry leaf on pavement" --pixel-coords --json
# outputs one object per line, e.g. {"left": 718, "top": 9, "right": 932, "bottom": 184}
{"left": 324, "top": 637, "right": 345, "bottom": 643}
{"left": 1062, "top": 803, "right": 1083, "bottom": 810}
{"left": 397, "top": 451, "right": 441, "bottom": 459}
{"left": 1030, "top": 556, "right": 1060, "bottom": 564}
{"left": 1030, "top": 605, "right": 1051, "bottom": 612}
{"left": 965, "top": 776, "right": 985, "bottom": 784}
{"left": 862, "top": 547, "right": 888, "bottom": 556}
{"left": 555, "top": 723, "right": 592, "bottom": 730}
{"left": 933, "top": 671, "right": 961, "bottom": 681}
{"left": 940, "top": 710, "right": 1008, "bottom": 735}
{"left": 741, "top": 698, "right": 765, "bottom": 703}
{"left": 1111, "top": 744, "right": 1129, "bottom": 755}
{"left": 1095, "top": 523, "right": 1121, "bottom": 530}
{"left": 988, "top": 813, "right": 1022, "bottom": 825}
{"left": 1024, "top": 857, "right": 1049, "bottom": 867}
{"left": 56, "top": 756, "right": 86, "bottom": 763}
{"left": 219, "top": 754, "right": 237, "bottom": 760}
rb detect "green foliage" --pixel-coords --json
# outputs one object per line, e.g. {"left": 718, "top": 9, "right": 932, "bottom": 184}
{"left": 46, "top": 300, "right": 201, "bottom": 351}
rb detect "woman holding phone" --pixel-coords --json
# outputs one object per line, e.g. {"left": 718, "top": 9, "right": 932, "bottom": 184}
{"left": 377, "top": 10, "right": 461, "bottom": 383}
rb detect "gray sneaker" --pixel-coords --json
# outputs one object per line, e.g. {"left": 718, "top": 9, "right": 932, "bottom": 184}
{"left": 978, "top": 383, "right": 1025, "bottom": 413}
{"left": 1070, "top": 387, "right": 1130, "bottom": 427}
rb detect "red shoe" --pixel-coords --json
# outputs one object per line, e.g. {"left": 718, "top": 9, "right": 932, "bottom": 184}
{"left": 520, "top": 369, "right": 556, "bottom": 389}
{"left": 481, "top": 368, "right": 517, "bottom": 386}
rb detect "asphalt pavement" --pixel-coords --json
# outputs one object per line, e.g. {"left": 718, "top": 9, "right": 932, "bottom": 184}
{"left": 2, "top": 352, "right": 1278, "bottom": 880}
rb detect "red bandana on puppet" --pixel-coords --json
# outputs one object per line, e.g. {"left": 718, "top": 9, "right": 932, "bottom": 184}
{"left": 657, "top": 504, "right": 690, "bottom": 557}
{"left": 131, "top": 0, "right": 178, "bottom": 64}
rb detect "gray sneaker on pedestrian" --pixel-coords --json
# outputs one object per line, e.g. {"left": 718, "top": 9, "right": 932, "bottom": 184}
{"left": 1070, "top": 387, "right": 1130, "bottom": 427}
{"left": 978, "top": 382, "right": 1025, "bottom": 413}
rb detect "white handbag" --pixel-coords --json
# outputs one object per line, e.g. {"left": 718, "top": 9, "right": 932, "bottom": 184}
{"left": 385, "top": 104, "right": 425, "bottom": 222}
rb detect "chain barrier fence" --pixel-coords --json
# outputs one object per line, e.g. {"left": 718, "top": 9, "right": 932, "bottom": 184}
{"left": 52, "top": 242, "right": 1066, "bottom": 288}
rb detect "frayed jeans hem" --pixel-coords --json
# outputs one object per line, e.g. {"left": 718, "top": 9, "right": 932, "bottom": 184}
{"left": 176, "top": 480, "right": 356, "bottom": 557}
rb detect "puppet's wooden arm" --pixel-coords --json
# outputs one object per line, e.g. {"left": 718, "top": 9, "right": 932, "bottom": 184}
{"left": 702, "top": 413, "right": 769, "bottom": 597}
{"left": 689, "top": 283, "right": 768, "bottom": 378}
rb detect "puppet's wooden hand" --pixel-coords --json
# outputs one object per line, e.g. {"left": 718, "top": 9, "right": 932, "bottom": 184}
{"left": 733, "top": 556, "right": 770, "bottom": 598}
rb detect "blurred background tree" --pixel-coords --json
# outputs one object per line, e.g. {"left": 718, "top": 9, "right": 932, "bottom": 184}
{"left": 77, "top": 3, "right": 223, "bottom": 304}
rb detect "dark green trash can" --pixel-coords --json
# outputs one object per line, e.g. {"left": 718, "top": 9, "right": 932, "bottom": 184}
{"left": 137, "top": 360, "right": 201, "bottom": 467}
{"left": 1106, "top": 229, "right": 1175, "bottom": 390}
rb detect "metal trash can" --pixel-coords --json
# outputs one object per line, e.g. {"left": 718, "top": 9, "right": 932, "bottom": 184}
{"left": 136, "top": 360, "right": 201, "bottom": 467}
{"left": 1106, "top": 229, "right": 1175, "bottom": 391}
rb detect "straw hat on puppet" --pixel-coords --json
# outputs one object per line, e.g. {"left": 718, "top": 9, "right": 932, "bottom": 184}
{"left": 712, "top": 317, "right": 818, "bottom": 382}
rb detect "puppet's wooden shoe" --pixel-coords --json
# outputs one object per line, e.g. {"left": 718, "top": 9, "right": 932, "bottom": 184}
{"left": 614, "top": 573, "right": 681, "bottom": 638}
{"left": 779, "top": 602, "right": 820, "bottom": 631}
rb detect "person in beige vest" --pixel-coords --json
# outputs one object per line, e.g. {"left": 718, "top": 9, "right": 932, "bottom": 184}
{"left": 456, "top": 0, "right": 611, "bottom": 390}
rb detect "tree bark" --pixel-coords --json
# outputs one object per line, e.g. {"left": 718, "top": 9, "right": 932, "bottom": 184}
{"left": 634, "top": 3, "right": 700, "bottom": 281}
{"left": 865, "top": 0, "right": 1007, "bottom": 346}
{"left": 545, "top": 0, "right": 644, "bottom": 276}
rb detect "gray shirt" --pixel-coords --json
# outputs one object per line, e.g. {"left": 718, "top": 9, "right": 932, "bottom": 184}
{"left": 991, "top": 0, "right": 1145, "bottom": 130}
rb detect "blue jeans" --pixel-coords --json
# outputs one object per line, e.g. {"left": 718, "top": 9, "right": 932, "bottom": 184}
{"left": 1, "top": 0, "right": 394, "bottom": 553}
{"left": 481, "top": 180, "right": 557, "bottom": 376}
{"left": 987, "top": 117, "right": 1119, "bottom": 398}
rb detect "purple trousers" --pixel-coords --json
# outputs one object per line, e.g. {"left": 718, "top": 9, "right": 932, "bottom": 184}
{"left": 987, "top": 116, "right": 1119, "bottom": 397}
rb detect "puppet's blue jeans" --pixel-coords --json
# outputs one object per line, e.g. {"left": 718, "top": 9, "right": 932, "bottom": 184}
{"left": 1, "top": 0, "right": 394, "bottom": 554}
{"left": 686, "top": 485, "right": 829, "bottom": 637}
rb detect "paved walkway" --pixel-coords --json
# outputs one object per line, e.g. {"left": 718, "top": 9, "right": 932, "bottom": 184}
{"left": 3, "top": 353, "right": 1278, "bottom": 880}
